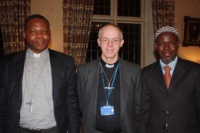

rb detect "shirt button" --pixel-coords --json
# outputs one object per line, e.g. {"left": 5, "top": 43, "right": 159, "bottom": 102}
{"left": 167, "top": 96, "right": 170, "bottom": 100}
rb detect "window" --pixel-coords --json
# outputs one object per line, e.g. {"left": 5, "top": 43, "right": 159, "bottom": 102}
{"left": 86, "top": 0, "right": 145, "bottom": 65}
{"left": 118, "top": 23, "right": 141, "bottom": 63}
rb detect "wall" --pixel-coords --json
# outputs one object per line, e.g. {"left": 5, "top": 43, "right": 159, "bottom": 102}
{"left": 175, "top": 0, "right": 200, "bottom": 63}
{"left": 31, "top": 0, "right": 63, "bottom": 52}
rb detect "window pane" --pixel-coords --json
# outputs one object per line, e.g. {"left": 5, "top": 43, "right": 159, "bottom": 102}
{"left": 118, "top": 0, "right": 141, "bottom": 17}
{"left": 118, "top": 23, "right": 141, "bottom": 64}
{"left": 93, "top": 0, "right": 111, "bottom": 15}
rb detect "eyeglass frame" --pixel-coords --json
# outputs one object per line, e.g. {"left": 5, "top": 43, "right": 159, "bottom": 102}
{"left": 98, "top": 37, "right": 123, "bottom": 44}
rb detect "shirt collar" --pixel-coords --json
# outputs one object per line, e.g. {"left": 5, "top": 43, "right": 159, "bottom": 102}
{"left": 160, "top": 56, "right": 178, "bottom": 75}
{"left": 27, "top": 48, "right": 49, "bottom": 58}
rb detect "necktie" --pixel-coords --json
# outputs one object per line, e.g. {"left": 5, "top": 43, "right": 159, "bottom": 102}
{"left": 164, "top": 66, "right": 171, "bottom": 88}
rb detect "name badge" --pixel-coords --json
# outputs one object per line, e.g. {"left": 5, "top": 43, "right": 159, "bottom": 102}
{"left": 100, "top": 105, "right": 114, "bottom": 116}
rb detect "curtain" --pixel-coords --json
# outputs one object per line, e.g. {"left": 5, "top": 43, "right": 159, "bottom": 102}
{"left": 0, "top": 0, "right": 30, "bottom": 55}
{"left": 152, "top": 0, "right": 175, "bottom": 33}
{"left": 63, "top": 0, "right": 94, "bottom": 66}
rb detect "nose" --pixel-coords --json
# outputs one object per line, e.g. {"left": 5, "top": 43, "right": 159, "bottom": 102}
{"left": 108, "top": 40, "right": 114, "bottom": 46}
{"left": 36, "top": 31, "right": 42, "bottom": 37}
{"left": 163, "top": 43, "right": 170, "bottom": 50}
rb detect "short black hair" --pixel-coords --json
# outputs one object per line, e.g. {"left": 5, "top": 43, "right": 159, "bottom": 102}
{"left": 24, "top": 14, "right": 50, "bottom": 30}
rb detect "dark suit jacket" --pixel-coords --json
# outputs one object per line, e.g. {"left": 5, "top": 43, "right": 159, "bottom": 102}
{"left": 77, "top": 58, "right": 141, "bottom": 133}
{"left": 0, "top": 49, "right": 80, "bottom": 133}
{"left": 140, "top": 57, "right": 200, "bottom": 133}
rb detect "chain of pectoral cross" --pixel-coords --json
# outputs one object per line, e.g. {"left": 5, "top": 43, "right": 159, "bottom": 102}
{"left": 25, "top": 57, "right": 48, "bottom": 113}
{"left": 101, "top": 65, "right": 115, "bottom": 88}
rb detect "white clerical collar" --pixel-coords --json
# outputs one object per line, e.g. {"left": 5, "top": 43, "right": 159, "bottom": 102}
{"left": 27, "top": 48, "right": 49, "bottom": 58}
{"left": 105, "top": 63, "right": 114, "bottom": 68}
{"left": 33, "top": 53, "right": 40, "bottom": 57}
{"left": 100, "top": 58, "right": 119, "bottom": 68}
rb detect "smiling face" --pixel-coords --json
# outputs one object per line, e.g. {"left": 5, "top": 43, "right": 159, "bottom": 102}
{"left": 24, "top": 18, "right": 51, "bottom": 53}
{"left": 154, "top": 32, "right": 180, "bottom": 64}
{"left": 97, "top": 25, "right": 124, "bottom": 64}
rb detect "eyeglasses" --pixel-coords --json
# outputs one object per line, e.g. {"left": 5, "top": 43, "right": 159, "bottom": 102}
{"left": 99, "top": 38, "right": 122, "bottom": 44}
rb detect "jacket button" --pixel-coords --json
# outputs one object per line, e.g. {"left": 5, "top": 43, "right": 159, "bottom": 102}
{"left": 166, "top": 111, "right": 170, "bottom": 115}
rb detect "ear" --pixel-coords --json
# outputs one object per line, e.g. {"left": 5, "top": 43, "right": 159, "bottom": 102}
{"left": 97, "top": 39, "right": 101, "bottom": 47}
{"left": 120, "top": 39, "right": 124, "bottom": 47}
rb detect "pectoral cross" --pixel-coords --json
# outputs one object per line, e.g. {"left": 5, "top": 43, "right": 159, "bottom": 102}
{"left": 26, "top": 100, "right": 33, "bottom": 113}
{"left": 104, "top": 83, "right": 114, "bottom": 90}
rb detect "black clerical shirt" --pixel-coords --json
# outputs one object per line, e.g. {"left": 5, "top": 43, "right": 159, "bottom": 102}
{"left": 95, "top": 59, "right": 121, "bottom": 131}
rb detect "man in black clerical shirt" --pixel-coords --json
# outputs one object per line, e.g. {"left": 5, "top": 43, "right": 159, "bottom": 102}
{"left": 96, "top": 58, "right": 121, "bottom": 131}
{"left": 77, "top": 23, "right": 141, "bottom": 133}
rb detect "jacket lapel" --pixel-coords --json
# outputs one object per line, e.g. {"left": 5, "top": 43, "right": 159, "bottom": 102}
{"left": 152, "top": 61, "right": 167, "bottom": 90}
{"left": 169, "top": 58, "right": 186, "bottom": 90}
{"left": 90, "top": 59, "right": 100, "bottom": 117}
{"left": 16, "top": 50, "right": 26, "bottom": 109}
{"left": 49, "top": 50, "right": 59, "bottom": 101}
{"left": 120, "top": 59, "right": 131, "bottom": 117}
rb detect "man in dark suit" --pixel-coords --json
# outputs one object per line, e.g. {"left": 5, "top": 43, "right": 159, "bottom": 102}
{"left": 77, "top": 24, "right": 141, "bottom": 133}
{"left": 0, "top": 14, "right": 80, "bottom": 133}
{"left": 140, "top": 26, "right": 200, "bottom": 133}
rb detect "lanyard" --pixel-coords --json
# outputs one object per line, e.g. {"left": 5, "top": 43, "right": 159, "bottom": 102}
{"left": 100, "top": 62, "right": 119, "bottom": 106}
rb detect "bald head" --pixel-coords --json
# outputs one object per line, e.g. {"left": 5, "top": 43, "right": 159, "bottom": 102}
{"left": 98, "top": 24, "right": 123, "bottom": 39}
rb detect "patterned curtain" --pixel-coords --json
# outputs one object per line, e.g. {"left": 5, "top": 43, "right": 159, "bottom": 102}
{"left": 152, "top": 0, "right": 175, "bottom": 33}
{"left": 63, "top": 0, "right": 94, "bottom": 66}
{"left": 0, "top": 0, "right": 30, "bottom": 55}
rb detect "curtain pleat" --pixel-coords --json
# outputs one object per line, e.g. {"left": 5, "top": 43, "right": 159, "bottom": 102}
{"left": 152, "top": 0, "right": 175, "bottom": 34}
{"left": 63, "top": 0, "right": 94, "bottom": 66}
{"left": 0, "top": 0, "right": 30, "bottom": 55}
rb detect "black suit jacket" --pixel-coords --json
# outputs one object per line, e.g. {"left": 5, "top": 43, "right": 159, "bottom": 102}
{"left": 0, "top": 49, "right": 80, "bottom": 133}
{"left": 140, "top": 57, "right": 200, "bottom": 133}
{"left": 77, "top": 58, "right": 141, "bottom": 133}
